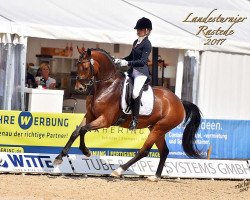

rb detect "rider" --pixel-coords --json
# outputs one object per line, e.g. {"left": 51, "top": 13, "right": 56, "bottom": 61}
{"left": 115, "top": 17, "right": 152, "bottom": 130}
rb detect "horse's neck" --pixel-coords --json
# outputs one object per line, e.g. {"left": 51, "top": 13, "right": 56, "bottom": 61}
{"left": 97, "top": 66, "right": 115, "bottom": 80}
{"left": 95, "top": 70, "right": 122, "bottom": 90}
{"left": 93, "top": 72, "right": 123, "bottom": 103}
{"left": 95, "top": 54, "right": 116, "bottom": 81}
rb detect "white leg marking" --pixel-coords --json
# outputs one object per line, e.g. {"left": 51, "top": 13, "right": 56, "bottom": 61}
{"left": 147, "top": 175, "right": 160, "bottom": 182}
{"left": 111, "top": 167, "right": 124, "bottom": 177}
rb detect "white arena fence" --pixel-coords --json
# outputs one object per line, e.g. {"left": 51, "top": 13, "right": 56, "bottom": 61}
{"left": 0, "top": 153, "right": 249, "bottom": 180}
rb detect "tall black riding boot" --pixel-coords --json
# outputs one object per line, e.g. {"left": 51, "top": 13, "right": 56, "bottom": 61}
{"left": 129, "top": 96, "right": 141, "bottom": 130}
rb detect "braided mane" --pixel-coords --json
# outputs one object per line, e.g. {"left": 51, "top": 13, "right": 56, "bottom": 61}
{"left": 90, "top": 48, "right": 115, "bottom": 64}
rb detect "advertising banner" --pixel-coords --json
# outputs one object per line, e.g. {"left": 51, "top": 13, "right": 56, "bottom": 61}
{"left": 167, "top": 119, "right": 250, "bottom": 159}
{"left": 0, "top": 111, "right": 250, "bottom": 159}
{"left": 70, "top": 155, "right": 250, "bottom": 179}
{"left": 0, "top": 110, "right": 152, "bottom": 155}
{"left": 1, "top": 153, "right": 250, "bottom": 179}
{"left": 0, "top": 110, "right": 83, "bottom": 153}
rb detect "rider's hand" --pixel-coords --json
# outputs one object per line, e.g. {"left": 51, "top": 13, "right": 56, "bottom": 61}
{"left": 119, "top": 59, "right": 128, "bottom": 66}
{"left": 114, "top": 58, "right": 121, "bottom": 64}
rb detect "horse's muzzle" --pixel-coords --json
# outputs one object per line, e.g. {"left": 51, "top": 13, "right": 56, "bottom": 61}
{"left": 75, "top": 81, "right": 87, "bottom": 93}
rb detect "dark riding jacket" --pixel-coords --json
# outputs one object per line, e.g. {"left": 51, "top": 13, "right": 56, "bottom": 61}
{"left": 123, "top": 37, "right": 152, "bottom": 82}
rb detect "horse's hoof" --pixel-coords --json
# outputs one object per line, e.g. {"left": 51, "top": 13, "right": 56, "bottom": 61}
{"left": 147, "top": 175, "right": 160, "bottom": 182}
{"left": 111, "top": 167, "right": 124, "bottom": 177}
{"left": 85, "top": 150, "right": 91, "bottom": 157}
{"left": 53, "top": 158, "right": 63, "bottom": 166}
{"left": 79, "top": 147, "right": 92, "bottom": 157}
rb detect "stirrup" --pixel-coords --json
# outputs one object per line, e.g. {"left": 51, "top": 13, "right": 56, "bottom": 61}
{"left": 129, "top": 118, "right": 138, "bottom": 130}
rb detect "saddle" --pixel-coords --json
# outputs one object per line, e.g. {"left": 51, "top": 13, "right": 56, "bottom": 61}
{"left": 121, "top": 72, "right": 154, "bottom": 116}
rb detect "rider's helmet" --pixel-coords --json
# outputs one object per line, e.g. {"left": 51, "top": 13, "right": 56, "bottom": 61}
{"left": 134, "top": 17, "right": 152, "bottom": 30}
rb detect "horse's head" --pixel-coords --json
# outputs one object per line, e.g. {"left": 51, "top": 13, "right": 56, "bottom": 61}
{"left": 75, "top": 47, "right": 117, "bottom": 93}
{"left": 75, "top": 47, "right": 99, "bottom": 93}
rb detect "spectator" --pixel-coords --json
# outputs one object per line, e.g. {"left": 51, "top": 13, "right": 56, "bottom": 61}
{"left": 35, "top": 63, "right": 56, "bottom": 89}
{"left": 26, "top": 63, "right": 37, "bottom": 88}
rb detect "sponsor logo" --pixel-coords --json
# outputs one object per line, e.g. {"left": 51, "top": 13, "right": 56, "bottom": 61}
{"left": 0, "top": 154, "right": 54, "bottom": 169}
{"left": 18, "top": 112, "right": 33, "bottom": 130}
{"left": 17, "top": 111, "right": 69, "bottom": 130}
{"left": 0, "top": 157, "right": 8, "bottom": 168}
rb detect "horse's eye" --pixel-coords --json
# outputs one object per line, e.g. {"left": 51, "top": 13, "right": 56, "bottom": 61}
{"left": 78, "top": 66, "right": 83, "bottom": 72}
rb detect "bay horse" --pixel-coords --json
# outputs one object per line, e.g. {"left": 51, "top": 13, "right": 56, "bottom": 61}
{"left": 54, "top": 48, "right": 202, "bottom": 181}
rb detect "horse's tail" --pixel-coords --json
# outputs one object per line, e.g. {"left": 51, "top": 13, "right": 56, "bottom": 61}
{"left": 182, "top": 100, "right": 202, "bottom": 158}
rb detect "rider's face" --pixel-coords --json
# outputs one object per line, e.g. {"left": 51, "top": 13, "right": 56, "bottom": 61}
{"left": 137, "top": 28, "right": 151, "bottom": 37}
{"left": 137, "top": 29, "right": 147, "bottom": 37}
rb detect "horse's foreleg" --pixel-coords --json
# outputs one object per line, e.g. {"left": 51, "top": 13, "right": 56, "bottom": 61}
{"left": 79, "top": 131, "right": 91, "bottom": 157}
{"left": 79, "top": 118, "right": 92, "bottom": 157}
{"left": 53, "top": 119, "right": 87, "bottom": 165}
{"left": 79, "top": 115, "right": 110, "bottom": 156}
{"left": 54, "top": 115, "right": 109, "bottom": 165}
{"left": 53, "top": 128, "right": 81, "bottom": 165}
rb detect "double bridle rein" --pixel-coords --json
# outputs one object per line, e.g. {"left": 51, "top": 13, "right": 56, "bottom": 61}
{"left": 76, "top": 53, "right": 116, "bottom": 87}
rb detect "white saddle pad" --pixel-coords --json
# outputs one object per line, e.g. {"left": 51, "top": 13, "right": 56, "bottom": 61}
{"left": 121, "top": 74, "right": 154, "bottom": 116}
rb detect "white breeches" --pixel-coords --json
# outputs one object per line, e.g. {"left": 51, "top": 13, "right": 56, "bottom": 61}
{"left": 132, "top": 69, "right": 147, "bottom": 99}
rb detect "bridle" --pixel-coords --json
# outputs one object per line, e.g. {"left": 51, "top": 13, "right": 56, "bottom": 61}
{"left": 76, "top": 55, "right": 95, "bottom": 86}
{"left": 76, "top": 52, "right": 116, "bottom": 87}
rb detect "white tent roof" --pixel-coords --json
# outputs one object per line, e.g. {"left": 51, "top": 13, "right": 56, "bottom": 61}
{"left": 126, "top": 0, "right": 250, "bottom": 54}
{"left": 0, "top": 0, "right": 202, "bottom": 50}
{"left": 1, "top": 0, "right": 249, "bottom": 54}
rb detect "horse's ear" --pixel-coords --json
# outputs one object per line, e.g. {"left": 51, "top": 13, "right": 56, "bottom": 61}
{"left": 87, "top": 48, "right": 91, "bottom": 56}
{"left": 77, "top": 46, "right": 84, "bottom": 54}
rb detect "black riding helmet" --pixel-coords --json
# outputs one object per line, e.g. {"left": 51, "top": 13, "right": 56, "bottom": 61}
{"left": 134, "top": 17, "right": 152, "bottom": 30}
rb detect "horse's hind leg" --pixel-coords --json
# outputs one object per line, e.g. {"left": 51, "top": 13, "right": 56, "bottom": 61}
{"left": 111, "top": 126, "right": 166, "bottom": 178}
{"left": 111, "top": 146, "right": 152, "bottom": 178}
{"left": 147, "top": 136, "right": 169, "bottom": 182}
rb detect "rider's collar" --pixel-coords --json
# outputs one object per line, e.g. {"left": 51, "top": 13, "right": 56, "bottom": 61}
{"left": 137, "top": 36, "right": 147, "bottom": 45}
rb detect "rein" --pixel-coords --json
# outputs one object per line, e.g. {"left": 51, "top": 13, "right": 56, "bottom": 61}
{"left": 76, "top": 55, "right": 116, "bottom": 86}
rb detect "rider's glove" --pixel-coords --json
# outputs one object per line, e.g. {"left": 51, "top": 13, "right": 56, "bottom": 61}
{"left": 119, "top": 59, "right": 128, "bottom": 66}
{"left": 114, "top": 58, "right": 121, "bottom": 64}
